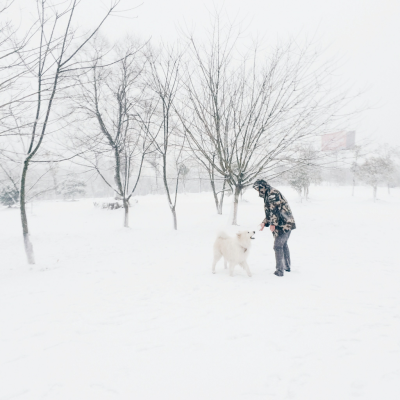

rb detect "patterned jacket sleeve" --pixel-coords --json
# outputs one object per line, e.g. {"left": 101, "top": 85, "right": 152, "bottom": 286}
{"left": 267, "top": 191, "right": 281, "bottom": 226}
{"left": 263, "top": 204, "right": 270, "bottom": 226}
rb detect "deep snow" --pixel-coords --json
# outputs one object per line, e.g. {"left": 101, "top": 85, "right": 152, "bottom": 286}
{"left": 0, "top": 186, "right": 399, "bottom": 399}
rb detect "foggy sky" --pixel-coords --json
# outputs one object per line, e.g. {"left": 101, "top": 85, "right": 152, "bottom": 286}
{"left": 8, "top": 0, "right": 400, "bottom": 146}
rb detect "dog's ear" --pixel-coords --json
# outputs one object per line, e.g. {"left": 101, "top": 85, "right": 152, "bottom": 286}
{"left": 236, "top": 232, "right": 242, "bottom": 238}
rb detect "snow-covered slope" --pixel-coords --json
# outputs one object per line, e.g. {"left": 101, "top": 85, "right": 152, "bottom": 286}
{"left": 1, "top": 186, "right": 399, "bottom": 399}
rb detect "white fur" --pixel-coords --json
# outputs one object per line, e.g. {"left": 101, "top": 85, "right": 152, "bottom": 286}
{"left": 212, "top": 230, "right": 255, "bottom": 277}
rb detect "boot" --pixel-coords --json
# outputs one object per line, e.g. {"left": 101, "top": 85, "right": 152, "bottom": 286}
{"left": 283, "top": 244, "right": 291, "bottom": 272}
{"left": 274, "top": 247, "right": 285, "bottom": 277}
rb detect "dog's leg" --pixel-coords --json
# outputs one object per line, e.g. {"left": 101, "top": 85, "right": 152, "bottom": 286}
{"left": 212, "top": 253, "right": 222, "bottom": 274}
{"left": 241, "top": 261, "right": 252, "bottom": 277}
{"left": 224, "top": 258, "right": 227, "bottom": 269}
{"left": 229, "top": 262, "right": 235, "bottom": 277}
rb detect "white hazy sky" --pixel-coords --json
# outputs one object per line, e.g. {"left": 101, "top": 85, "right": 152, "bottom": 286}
{"left": 9, "top": 0, "right": 400, "bottom": 146}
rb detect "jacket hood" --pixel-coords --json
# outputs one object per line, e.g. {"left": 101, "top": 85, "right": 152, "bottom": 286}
{"left": 253, "top": 179, "right": 271, "bottom": 198}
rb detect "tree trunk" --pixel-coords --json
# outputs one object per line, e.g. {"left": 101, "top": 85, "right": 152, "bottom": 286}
{"left": 217, "top": 178, "right": 226, "bottom": 215}
{"left": 388, "top": 184, "right": 390, "bottom": 195}
{"left": 373, "top": 186, "right": 377, "bottom": 202}
{"left": 232, "top": 185, "right": 241, "bottom": 225}
{"left": 172, "top": 206, "right": 177, "bottom": 230}
{"left": 210, "top": 177, "right": 220, "bottom": 213}
{"left": 208, "top": 161, "right": 225, "bottom": 215}
{"left": 218, "top": 189, "right": 225, "bottom": 215}
{"left": 123, "top": 198, "right": 129, "bottom": 228}
{"left": 352, "top": 178, "right": 355, "bottom": 196}
{"left": 161, "top": 156, "right": 178, "bottom": 230}
{"left": 298, "top": 189, "right": 303, "bottom": 202}
{"left": 20, "top": 161, "right": 35, "bottom": 264}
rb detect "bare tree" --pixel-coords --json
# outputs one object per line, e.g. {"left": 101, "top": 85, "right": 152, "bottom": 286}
{"left": 179, "top": 17, "right": 356, "bottom": 224}
{"left": 377, "top": 144, "right": 400, "bottom": 195}
{"left": 177, "top": 18, "right": 238, "bottom": 214}
{"left": 356, "top": 156, "right": 394, "bottom": 201}
{"left": 5, "top": 0, "right": 120, "bottom": 264}
{"left": 285, "top": 144, "right": 321, "bottom": 201}
{"left": 145, "top": 44, "right": 184, "bottom": 230}
{"left": 71, "top": 39, "right": 156, "bottom": 227}
{"left": 178, "top": 162, "right": 190, "bottom": 193}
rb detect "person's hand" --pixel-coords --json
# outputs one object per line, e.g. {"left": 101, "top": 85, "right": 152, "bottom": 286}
{"left": 270, "top": 225, "right": 275, "bottom": 232}
{"left": 260, "top": 223, "right": 265, "bottom": 231}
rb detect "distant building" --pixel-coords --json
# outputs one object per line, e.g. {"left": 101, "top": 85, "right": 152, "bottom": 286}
{"left": 321, "top": 131, "right": 356, "bottom": 151}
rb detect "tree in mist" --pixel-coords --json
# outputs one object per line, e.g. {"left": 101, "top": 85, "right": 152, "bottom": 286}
{"left": 179, "top": 17, "right": 355, "bottom": 224}
{"left": 285, "top": 145, "right": 321, "bottom": 201}
{"left": 2, "top": 0, "right": 119, "bottom": 264}
{"left": 59, "top": 175, "right": 86, "bottom": 200}
{"left": 356, "top": 156, "right": 394, "bottom": 201}
{"left": 378, "top": 144, "right": 400, "bottom": 194}
{"left": 178, "top": 163, "right": 190, "bottom": 193}
{"left": 145, "top": 44, "right": 185, "bottom": 230}
{"left": 0, "top": 160, "right": 20, "bottom": 206}
{"left": 71, "top": 39, "right": 155, "bottom": 227}
{"left": 0, "top": 185, "right": 19, "bottom": 207}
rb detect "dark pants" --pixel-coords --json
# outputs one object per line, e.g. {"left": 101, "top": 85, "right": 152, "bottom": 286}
{"left": 273, "top": 230, "right": 291, "bottom": 275}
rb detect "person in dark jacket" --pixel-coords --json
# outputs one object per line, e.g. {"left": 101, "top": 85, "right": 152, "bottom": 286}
{"left": 253, "top": 179, "right": 296, "bottom": 277}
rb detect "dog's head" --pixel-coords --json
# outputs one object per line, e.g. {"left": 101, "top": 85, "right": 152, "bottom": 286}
{"left": 236, "top": 230, "right": 256, "bottom": 246}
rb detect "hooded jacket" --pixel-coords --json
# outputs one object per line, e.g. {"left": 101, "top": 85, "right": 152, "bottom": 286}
{"left": 253, "top": 179, "right": 296, "bottom": 237}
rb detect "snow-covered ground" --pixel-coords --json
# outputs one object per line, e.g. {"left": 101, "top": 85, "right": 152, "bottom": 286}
{"left": 1, "top": 186, "right": 399, "bottom": 400}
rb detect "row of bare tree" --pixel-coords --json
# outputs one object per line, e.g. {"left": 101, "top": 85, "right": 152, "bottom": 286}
{"left": 1, "top": 1, "right": 357, "bottom": 264}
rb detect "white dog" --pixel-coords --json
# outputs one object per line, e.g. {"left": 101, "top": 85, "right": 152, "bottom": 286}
{"left": 212, "top": 230, "right": 255, "bottom": 277}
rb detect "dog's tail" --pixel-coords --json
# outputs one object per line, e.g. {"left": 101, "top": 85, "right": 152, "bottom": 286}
{"left": 216, "top": 231, "right": 229, "bottom": 240}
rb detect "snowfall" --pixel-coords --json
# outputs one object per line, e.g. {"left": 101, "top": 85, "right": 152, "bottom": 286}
{"left": 0, "top": 185, "right": 399, "bottom": 400}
